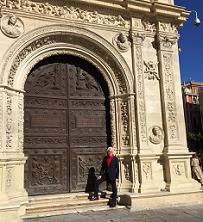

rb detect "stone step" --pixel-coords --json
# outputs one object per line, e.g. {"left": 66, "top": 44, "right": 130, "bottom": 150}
{"left": 23, "top": 192, "right": 122, "bottom": 219}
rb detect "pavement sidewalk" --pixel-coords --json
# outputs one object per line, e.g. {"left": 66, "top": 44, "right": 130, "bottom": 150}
{"left": 23, "top": 204, "right": 203, "bottom": 222}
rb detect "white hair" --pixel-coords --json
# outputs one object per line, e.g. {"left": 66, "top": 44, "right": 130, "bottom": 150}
{"left": 107, "top": 147, "right": 114, "bottom": 152}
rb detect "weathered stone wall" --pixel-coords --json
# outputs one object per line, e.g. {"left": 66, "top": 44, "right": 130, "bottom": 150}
{"left": 0, "top": 0, "right": 200, "bottom": 221}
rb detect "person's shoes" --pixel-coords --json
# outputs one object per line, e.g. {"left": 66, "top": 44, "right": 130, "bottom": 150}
{"left": 90, "top": 196, "right": 99, "bottom": 201}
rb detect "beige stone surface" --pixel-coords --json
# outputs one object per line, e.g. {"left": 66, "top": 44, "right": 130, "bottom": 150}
{"left": 0, "top": 0, "right": 199, "bottom": 221}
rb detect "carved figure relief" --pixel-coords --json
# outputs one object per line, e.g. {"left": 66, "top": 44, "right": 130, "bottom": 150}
{"left": 78, "top": 156, "right": 102, "bottom": 182}
{"left": 113, "top": 33, "right": 130, "bottom": 52}
{"left": 122, "top": 157, "right": 132, "bottom": 182}
{"left": 0, "top": 14, "right": 24, "bottom": 38}
{"left": 142, "top": 162, "right": 152, "bottom": 180}
{"left": 0, "top": 1, "right": 127, "bottom": 27}
{"left": 149, "top": 126, "right": 164, "bottom": 144}
{"left": 31, "top": 155, "right": 59, "bottom": 186}
{"left": 144, "top": 61, "right": 160, "bottom": 80}
{"left": 172, "top": 162, "right": 185, "bottom": 177}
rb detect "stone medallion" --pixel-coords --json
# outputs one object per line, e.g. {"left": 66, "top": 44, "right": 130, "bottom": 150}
{"left": 149, "top": 126, "right": 164, "bottom": 144}
{"left": 1, "top": 14, "right": 24, "bottom": 38}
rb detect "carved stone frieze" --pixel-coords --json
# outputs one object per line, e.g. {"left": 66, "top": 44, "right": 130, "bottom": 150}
{"left": 144, "top": 60, "right": 160, "bottom": 80}
{"left": 149, "top": 126, "right": 164, "bottom": 144}
{"left": 163, "top": 53, "right": 178, "bottom": 140}
{"left": 0, "top": 14, "right": 24, "bottom": 38}
{"left": 159, "top": 22, "right": 178, "bottom": 34}
{"left": 0, "top": 0, "right": 128, "bottom": 27}
{"left": 113, "top": 33, "right": 130, "bottom": 53}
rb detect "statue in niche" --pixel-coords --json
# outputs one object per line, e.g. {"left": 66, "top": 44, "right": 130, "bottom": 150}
{"left": 113, "top": 32, "right": 130, "bottom": 52}
{"left": 144, "top": 61, "right": 160, "bottom": 80}
{"left": 1, "top": 14, "right": 24, "bottom": 38}
{"left": 149, "top": 126, "right": 164, "bottom": 144}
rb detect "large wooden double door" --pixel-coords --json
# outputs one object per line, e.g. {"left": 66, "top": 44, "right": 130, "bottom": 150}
{"left": 24, "top": 55, "right": 110, "bottom": 195}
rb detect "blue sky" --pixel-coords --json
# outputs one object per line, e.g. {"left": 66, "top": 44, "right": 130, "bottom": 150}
{"left": 174, "top": 0, "right": 203, "bottom": 83}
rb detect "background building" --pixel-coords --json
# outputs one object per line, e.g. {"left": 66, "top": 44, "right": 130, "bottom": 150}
{"left": 182, "top": 81, "right": 203, "bottom": 151}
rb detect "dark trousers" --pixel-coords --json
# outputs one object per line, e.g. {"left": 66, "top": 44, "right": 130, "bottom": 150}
{"left": 94, "top": 174, "right": 117, "bottom": 202}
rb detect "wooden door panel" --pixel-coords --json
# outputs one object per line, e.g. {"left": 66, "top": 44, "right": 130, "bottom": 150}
{"left": 70, "top": 148, "right": 105, "bottom": 192}
{"left": 24, "top": 56, "right": 109, "bottom": 195}
{"left": 24, "top": 149, "right": 68, "bottom": 195}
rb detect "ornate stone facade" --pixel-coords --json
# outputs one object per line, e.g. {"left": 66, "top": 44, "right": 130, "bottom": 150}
{"left": 0, "top": 0, "right": 201, "bottom": 221}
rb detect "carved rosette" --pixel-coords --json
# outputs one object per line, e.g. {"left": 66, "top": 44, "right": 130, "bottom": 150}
{"left": 0, "top": 0, "right": 128, "bottom": 27}
{"left": 163, "top": 53, "right": 178, "bottom": 140}
{"left": 6, "top": 94, "right": 13, "bottom": 149}
{"left": 132, "top": 32, "right": 148, "bottom": 143}
{"left": 120, "top": 99, "right": 130, "bottom": 147}
{"left": 18, "top": 93, "right": 24, "bottom": 151}
{"left": 172, "top": 162, "right": 185, "bottom": 177}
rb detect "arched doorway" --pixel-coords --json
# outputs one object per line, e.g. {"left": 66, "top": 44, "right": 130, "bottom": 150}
{"left": 24, "top": 55, "right": 111, "bottom": 195}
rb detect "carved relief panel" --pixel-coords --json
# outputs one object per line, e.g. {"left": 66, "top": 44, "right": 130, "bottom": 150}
{"left": 24, "top": 55, "right": 110, "bottom": 195}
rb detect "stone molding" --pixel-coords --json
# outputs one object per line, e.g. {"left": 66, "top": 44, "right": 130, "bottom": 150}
{"left": 0, "top": 24, "right": 133, "bottom": 96}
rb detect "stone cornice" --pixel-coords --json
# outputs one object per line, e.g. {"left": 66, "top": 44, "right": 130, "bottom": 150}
{"left": 152, "top": 2, "right": 190, "bottom": 25}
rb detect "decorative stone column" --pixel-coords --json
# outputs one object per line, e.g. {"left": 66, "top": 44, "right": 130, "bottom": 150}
{"left": 0, "top": 86, "right": 28, "bottom": 222}
{"left": 110, "top": 94, "right": 137, "bottom": 193}
{"left": 131, "top": 30, "right": 162, "bottom": 193}
{"left": 156, "top": 24, "right": 200, "bottom": 192}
